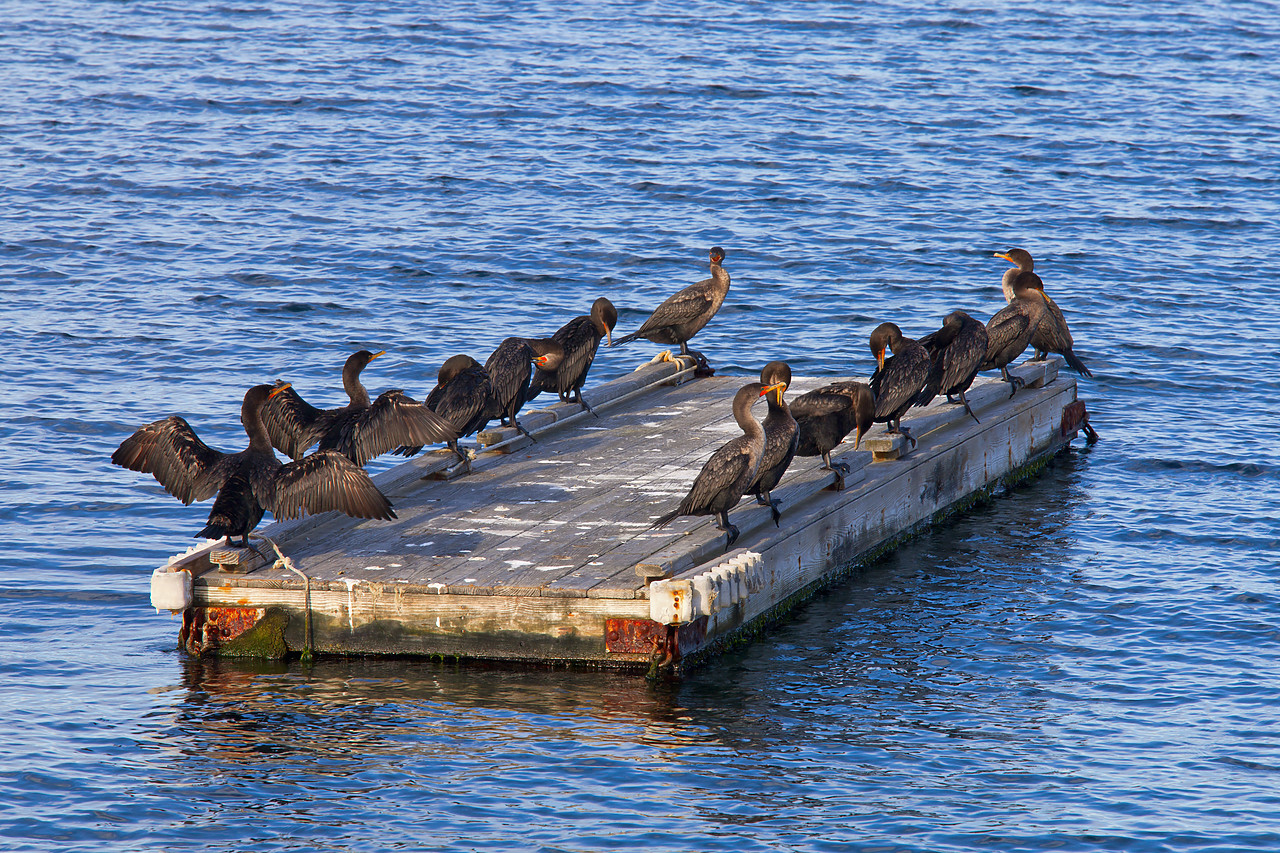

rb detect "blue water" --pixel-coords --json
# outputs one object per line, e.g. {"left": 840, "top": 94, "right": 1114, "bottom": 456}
{"left": 4, "top": 1, "right": 1280, "bottom": 850}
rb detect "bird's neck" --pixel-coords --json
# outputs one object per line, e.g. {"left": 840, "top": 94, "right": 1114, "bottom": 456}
{"left": 734, "top": 403, "right": 764, "bottom": 441}
{"left": 242, "top": 406, "right": 275, "bottom": 452}
{"left": 343, "top": 372, "right": 371, "bottom": 407}
{"left": 711, "top": 262, "right": 730, "bottom": 291}
{"left": 1001, "top": 268, "right": 1019, "bottom": 303}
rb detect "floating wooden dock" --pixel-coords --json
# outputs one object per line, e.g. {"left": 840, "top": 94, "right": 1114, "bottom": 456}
{"left": 149, "top": 355, "right": 1090, "bottom": 674}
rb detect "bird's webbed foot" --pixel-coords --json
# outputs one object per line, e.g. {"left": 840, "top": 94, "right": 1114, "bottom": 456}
{"left": 685, "top": 349, "right": 715, "bottom": 377}
{"left": 821, "top": 453, "right": 848, "bottom": 490}
{"left": 767, "top": 499, "right": 781, "bottom": 526}
{"left": 1030, "top": 350, "right": 1048, "bottom": 362}
{"left": 1001, "top": 369, "right": 1026, "bottom": 398}
{"left": 576, "top": 391, "right": 599, "bottom": 418}
{"left": 514, "top": 419, "right": 536, "bottom": 442}
{"left": 449, "top": 445, "right": 475, "bottom": 474}
{"left": 898, "top": 425, "right": 917, "bottom": 450}
{"left": 960, "top": 392, "right": 980, "bottom": 424}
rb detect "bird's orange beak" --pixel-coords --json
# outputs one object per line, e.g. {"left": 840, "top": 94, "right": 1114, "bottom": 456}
{"left": 875, "top": 348, "right": 886, "bottom": 372}
{"left": 534, "top": 354, "right": 550, "bottom": 367}
{"left": 994, "top": 252, "right": 1014, "bottom": 265}
{"left": 760, "top": 381, "right": 786, "bottom": 401}
{"left": 370, "top": 350, "right": 386, "bottom": 360}
{"left": 269, "top": 383, "right": 292, "bottom": 399}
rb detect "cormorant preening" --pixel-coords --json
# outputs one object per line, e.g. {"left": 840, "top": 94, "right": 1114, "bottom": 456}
{"left": 995, "top": 248, "right": 1092, "bottom": 377}
{"left": 913, "top": 311, "right": 989, "bottom": 424}
{"left": 111, "top": 383, "right": 396, "bottom": 547}
{"left": 395, "top": 354, "right": 495, "bottom": 470}
{"left": 261, "top": 349, "right": 457, "bottom": 466}
{"left": 652, "top": 381, "right": 775, "bottom": 550}
{"left": 528, "top": 296, "right": 618, "bottom": 416}
{"left": 869, "top": 322, "right": 930, "bottom": 449}
{"left": 790, "top": 380, "right": 874, "bottom": 491}
{"left": 980, "top": 276, "right": 1050, "bottom": 397}
{"left": 611, "top": 247, "right": 730, "bottom": 362}
{"left": 483, "top": 337, "right": 565, "bottom": 440}
{"left": 747, "top": 361, "right": 799, "bottom": 526}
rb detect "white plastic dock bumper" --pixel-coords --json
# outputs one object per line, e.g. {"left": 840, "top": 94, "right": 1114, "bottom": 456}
{"left": 150, "top": 567, "right": 192, "bottom": 613}
{"left": 649, "top": 551, "right": 762, "bottom": 625}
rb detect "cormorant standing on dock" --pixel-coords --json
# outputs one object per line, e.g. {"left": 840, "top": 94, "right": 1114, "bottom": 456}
{"left": 483, "top": 337, "right": 565, "bottom": 440}
{"left": 611, "top": 247, "right": 730, "bottom": 365}
{"left": 869, "top": 322, "right": 930, "bottom": 449}
{"left": 652, "top": 381, "right": 776, "bottom": 550}
{"left": 261, "top": 349, "right": 457, "bottom": 466}
{"left": 995, "top": 248, "right": 1092, "bottom": 377}
{"left": 790, "top": 380, "right": 875, "bottom": 491}
{"left": 913, "top": 311, "right": 989, "bottom": 423}
{"left": 981, "top": 276, "right": 1051, "bottom": 397}
{"left": 395, "top": 355, "right": 495, "bottom": 470}
{"left": 747, "top": 361, "right": 799, "bottom": 526}
{"left": 528, "top": 296, "right": 617, "bottom": 416}
{"left": 111, "top": 383, "right": 395, "bottom": 547}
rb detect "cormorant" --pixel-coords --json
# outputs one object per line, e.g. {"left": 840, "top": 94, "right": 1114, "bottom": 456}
{"left": 393, "top": 355, "right": 495, "bottom": 469}
{"left": 747, "top": 361, "right": 799, "bottom": 526}
{"left": 913, "top": 311, "right": 989, "bottom": 423}
{"left": 483, "top": 337, "right": 565, "bottom": 440}
{"left": 528, "top": 296, "right": 618, "bottom": 416}
{"left": 980, "top": 279, "right": 1049, "bottom": 397}
{"left": 995, "top": 248, "right": 1092, "bottom": 377}
{"left": 611, "top": 247, "right": 730, "bottom": 362}
{"left": 651, "top": 381, "right": 775, "bottom": 550}
{"left": 111, "top": 383, "right": 396, "bottom": 547}
{"left": 869, "top": 322, "right": 930, "bottom": 449}
{"left": 261, "top": 349, "right": 457, "bottom": 466}
{"left": 790, "top": 380, "right": 874, "bottom": 490}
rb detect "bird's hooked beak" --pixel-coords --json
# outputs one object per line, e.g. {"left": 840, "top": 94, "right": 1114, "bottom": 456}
{"left": 606, "top": 328, "right": 613, "bottom": 348}
{"left": 534, "top": 354, "right": 551, "bottom": 367}
{"left": 875, "top": 347, "right": 886, "bottom": 372}
{"left": 269, "top": 383, "right": 292, "bottom": 399}
{"left": 370, "top": 350, "right": 386, "bottom": 361}
{"left": 994, "top": 252, "right": 1015, "bottom": 266}
{"left": 760, "top": 381, "right": 786, "bottom": 402}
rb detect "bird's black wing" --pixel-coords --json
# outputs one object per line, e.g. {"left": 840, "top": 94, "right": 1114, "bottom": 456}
{"left": 111, "top": 415, "right": 239, "bottom": 504}
{"left": 265, "top": 450, "right": 396, "bottom": 522}
{"left": 342, "top": 390, "right": 458, "bottom": 466}
{"left": 789, "top": 387, "right": 854, "bottom": 419}
{"left": 678, "top": 437, "right": 753, "bottom": 516}
{"left": 1029, "top": 290, "right": 1076, "bottom": 351}
{"left": 546, "top": 318, "right": 599, "bottom": 393}
{"left": 261, "top": 384, "right": 328, "bottom": 460}
{"left": 941, "top": 323, "right": 989, "bottom": 393}
{"left": 982, "top": 308, "right": 1033, "bottom": 369}
{"left": 634, "top": 279, "right": 715, "bottom": 335}
{"left": 873, "top": 349, "right": 930, "bottom": 421}
{"left": 483, "top": 342, "right": 532, "bottom": 416}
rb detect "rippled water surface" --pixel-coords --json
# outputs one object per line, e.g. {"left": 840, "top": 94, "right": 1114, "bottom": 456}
{"left": 4, "top": 1, "right": 1280, "bottom": 850}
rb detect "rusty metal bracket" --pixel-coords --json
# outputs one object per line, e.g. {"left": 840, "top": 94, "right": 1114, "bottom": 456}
{"left": 1060, "top": 400, "right": 1098, "bottom": 443}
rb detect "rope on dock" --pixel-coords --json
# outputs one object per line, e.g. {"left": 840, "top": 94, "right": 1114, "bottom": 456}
{"left": 251, "top": 533, "right": 314, "bottom": 663}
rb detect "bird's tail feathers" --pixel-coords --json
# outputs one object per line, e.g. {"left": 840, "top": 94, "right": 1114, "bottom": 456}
{"left": 610, "top": 331, "right": 642, "bottom": 348}
{"left": 1064, "top": 350, "right": 1093, "bottom": 378}
{"left": 650, "top": 508, "right": 680, "bottom": 529}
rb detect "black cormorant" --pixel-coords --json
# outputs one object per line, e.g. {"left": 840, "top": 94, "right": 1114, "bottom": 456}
{"left": 112, "top": 383, "right": 395, "bottom": 547}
